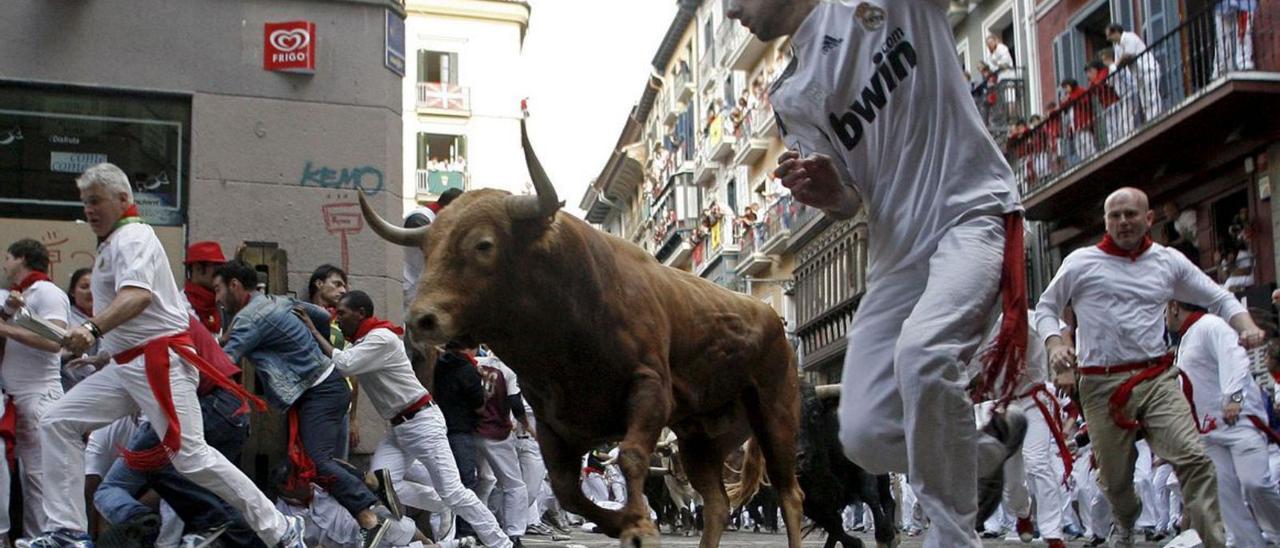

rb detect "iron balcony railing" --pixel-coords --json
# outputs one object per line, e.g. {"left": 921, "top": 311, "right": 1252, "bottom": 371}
{"left": 974, "top": 77, "right": 1029, "bottom": 142}
{"left": 1010, "top": 0, "right": 1275, "bottom": 197}
{"left": 415, "top": 168, "right": 465, "bottom": 195}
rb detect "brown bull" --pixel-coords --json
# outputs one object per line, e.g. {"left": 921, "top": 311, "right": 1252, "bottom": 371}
{"left": 360, "top": 122, "right": 803, "bottom": 548}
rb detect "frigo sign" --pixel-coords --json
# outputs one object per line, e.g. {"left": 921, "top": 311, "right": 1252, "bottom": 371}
{"left": 264, "top": 21, "right": 316, "bottom": 74}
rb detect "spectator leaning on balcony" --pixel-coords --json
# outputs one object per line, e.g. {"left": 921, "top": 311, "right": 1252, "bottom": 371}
{"left": 1085, "top": 60, "right": 1120, "bottom": 147}
{"left": 1101, "top": 48, "right": 1138, "bottom": 139}
{"left": 1107, "top": 23, "right": 1163, "bottom": 122}
{"left": 1059, "top": 79, "right": 1095, "bottom": 163}
{"left": 1161, "top": 202, "right": 1200, "bottom": 265}
{"left": 983, "top": 33, "right": 1016, "bottom": 80}
{"left": 1214, "top": 0, "right": 1257, "bottom": 74}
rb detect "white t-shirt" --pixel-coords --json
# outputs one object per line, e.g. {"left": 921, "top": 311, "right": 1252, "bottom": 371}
{"left": 1176, "top": 313, "right": 1267, "bottom": 432}
{"left": 330, "top": 328, "right": 429, "bottom": 420}
{"left": 2, "top": 280, "right": 69, "bottom": 395}
{"left": 1035, "top": 242, "right": 1246, "bottom": 367}
{"left": 93, "top": 222, "right": 189, "bottom": 356}
{"left": 769, "top": 0, "right": 1020, "bottom": 281}
{"left": 1115, "top": 31, "right": 1147, "bottom": 62}
{"left": 983, "top": 43, "right": 1015, "bottom": 78}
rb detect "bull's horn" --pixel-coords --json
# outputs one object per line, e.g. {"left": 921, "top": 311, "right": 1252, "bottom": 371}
{"left": 505, "top": 120, "right": 564, "bottom": 221}
{"left": 815, "top": 384, "right": 841, "bottom": 399}
{"left": 358, "top": 192, "right": 428, "bottom": 248}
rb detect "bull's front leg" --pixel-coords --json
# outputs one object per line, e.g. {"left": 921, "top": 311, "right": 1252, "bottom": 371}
{"left": 538, "top": 426, "right": 627, "bottom": 536}
{"left": 616, "top": 368, "right": 671, "bottom": 547}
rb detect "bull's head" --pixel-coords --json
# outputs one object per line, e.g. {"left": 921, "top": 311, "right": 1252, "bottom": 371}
{"left": 359, "top": 121, "right": 563, "bottom": 344}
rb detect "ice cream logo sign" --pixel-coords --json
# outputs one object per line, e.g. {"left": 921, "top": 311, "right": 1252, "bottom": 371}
{"left": 264, "top": 21, "right": 316, "bottom": 73}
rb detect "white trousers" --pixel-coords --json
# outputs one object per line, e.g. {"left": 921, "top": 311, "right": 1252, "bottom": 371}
{"left": 515, "top": 435, "right": 546, "bottom": 529}
{"left": 370, "top": 405, "right": 511, "bottom": 548}
{"left": 582, "top": 472, "right": 609, "bottom": 504}
{"left": 1134, "top": 440, "right": 1159, "bottom": 528}
{"left": 277, "top": 488, "right": 419, "bottom": 548}
{"left": 1214, "top": 10, "right": 1255, "bottom": 74}
{"left": 838, "top": 215, "right": 1006, "bottom": 548}
{"left": 1153, "top": 461, "right": 1181, "bottom": 532}
{"left": 39, "top": 352, "right": 287, "bottom": 544}
{"left": 477, "top": 435, "right": 528, "bottom": 538}
{"left": 1204, "top": 426, "right": 1280, "bottom": 547}
{"left": 11, "top": 388, "right": 61, "bottom": 536}
{"left": 1011, "top": 394, "right": 1066, "bottom": 540}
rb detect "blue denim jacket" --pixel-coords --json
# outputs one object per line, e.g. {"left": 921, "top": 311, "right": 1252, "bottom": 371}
{"left": 222, "top": 293, "right": 332, "bottom": 408}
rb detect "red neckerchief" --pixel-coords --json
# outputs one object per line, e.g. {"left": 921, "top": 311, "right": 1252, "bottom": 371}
{"left": 184, "top": 282, "right": 221, "bottom": 333}
{"left": 10, "top": 271, "right": 51, "bottom": 292}
{"left": 1097, "top": 233, "right": 1153, "bottom": 261}
{"left": 325, "top": 306, "right": 338, "bottom": 322}
{"left": 1178, "top": 311, "right": 1206, "bottom": 338}
{"left": 353, "top": 316, "right": 405, "bottom": 341}
{"left": 427, "top": 202, "right": 443, "bottom": 214}
{"left": 101, "top": 204, "right": 145, "bottom": 244}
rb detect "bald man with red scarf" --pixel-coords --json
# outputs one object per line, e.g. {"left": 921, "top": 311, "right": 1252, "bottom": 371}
{"left": 1035, "top": 187, "right": 1266, "bottom": 548}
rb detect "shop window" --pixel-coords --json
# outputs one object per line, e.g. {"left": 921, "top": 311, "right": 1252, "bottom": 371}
{"left": 0, "top": 83, "right": 190, "bottom": 225}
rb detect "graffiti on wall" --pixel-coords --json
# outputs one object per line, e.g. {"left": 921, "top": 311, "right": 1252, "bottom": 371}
{"left": 321, "top": 197, "right": 365, "bottom": 273}
{"left": 300, "top": 161, "right": 384, "bottom": 195}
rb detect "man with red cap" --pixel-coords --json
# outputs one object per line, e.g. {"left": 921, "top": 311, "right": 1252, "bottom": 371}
{"left": 183, "top": 241, "right": 226, "bottom": 335}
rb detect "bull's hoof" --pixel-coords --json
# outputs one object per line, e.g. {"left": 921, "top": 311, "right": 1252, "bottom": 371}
{"left": 619, "top": 526, "right": 661, "bottom": 548}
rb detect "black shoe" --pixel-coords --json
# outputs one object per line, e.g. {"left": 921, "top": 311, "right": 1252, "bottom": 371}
{"left": 1084, "top": 534, "right": 1106, "bottom": 547}
{"left": 373, "top": 468, "right": 404, "bottom": 520}
{"left": 360, "top": 518, "right": 391, "bottom": 548}
{"left": 977, "top": 406, "right": 1028, "bottom": 523}
{"left": 510, "top": 536, "right": 524, "bottom": 547}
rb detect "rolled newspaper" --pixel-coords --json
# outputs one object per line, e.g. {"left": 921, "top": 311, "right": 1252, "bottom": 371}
{"left": 12, "top": 306, "right": 68, "bottom": 344}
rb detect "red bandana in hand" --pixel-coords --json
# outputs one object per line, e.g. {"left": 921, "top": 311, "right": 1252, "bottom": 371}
{"left": 10, "top": 271, "right": 51, "bottom": 293}
{"left": 1097, "top": 234, "right": 1153, "bottom": 261}
{"left": 353, "top": 316, "right": 404, "bottom": 341}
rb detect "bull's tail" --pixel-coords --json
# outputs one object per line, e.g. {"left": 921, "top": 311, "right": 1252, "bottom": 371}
{"left": 725, "top": 438, "right": 766, "bottom": 511}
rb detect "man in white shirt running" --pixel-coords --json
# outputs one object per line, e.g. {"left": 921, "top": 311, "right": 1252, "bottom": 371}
{"left": 726, "top": 1, "right": 1028, "bottom": 545}
{"left": 39, "top": 162, "right": 306, "bottom": 548}
{"left": 298, "top": 290, "right": 513, "bottom": 548}
{"left": 1036, "top": 186, "right": 1264, "bottom": 548}
{"left": 1, "top": 238, "right": 70, "bottom": 539}
{"left": 1167, "top": 301, "right": 1280, "bottom": 547}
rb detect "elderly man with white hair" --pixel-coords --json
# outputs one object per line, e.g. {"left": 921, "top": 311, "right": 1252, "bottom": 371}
{"left": 32, "top": 163, "right": 307, "bottom": 548}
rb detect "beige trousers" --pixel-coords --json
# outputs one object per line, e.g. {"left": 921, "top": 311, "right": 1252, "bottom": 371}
{"left": 1078, "top": 365, "right": 1226, "bottom": 547}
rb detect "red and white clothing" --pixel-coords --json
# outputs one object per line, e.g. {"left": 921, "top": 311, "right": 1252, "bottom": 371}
{"left": 770, "top": 0, "right": 1021, "bottom": 545}
{"left": 1, "top": 276, "right": 69, "bottom": 535}
{"left": 474, "top": 355, "right": 528, "bottom": 538}
{"left": 970, "top": 310, "right": 1069, "bottom": 542}
{"left": 39, "top": 221, "right": 290, "bottom": 544}
{"left": 333, "top": 324, "right": 512, "bottom": 548}
{"left": 1035, "top": 242, "right": 1245, "bottom": 365}
{"left": 1177, "top": 312, "right": 1280, "bottom": 546}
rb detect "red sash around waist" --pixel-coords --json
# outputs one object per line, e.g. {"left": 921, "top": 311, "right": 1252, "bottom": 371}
{"left": 112, "top": 332, "right": 266, "bottom": 470}
{"left": 1079, "top": 354, "right": 1174, "bottom": 430}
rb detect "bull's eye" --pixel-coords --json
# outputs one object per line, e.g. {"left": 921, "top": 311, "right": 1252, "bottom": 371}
{"left": 475, "top": 240, "right": 494, "bottom": 253}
